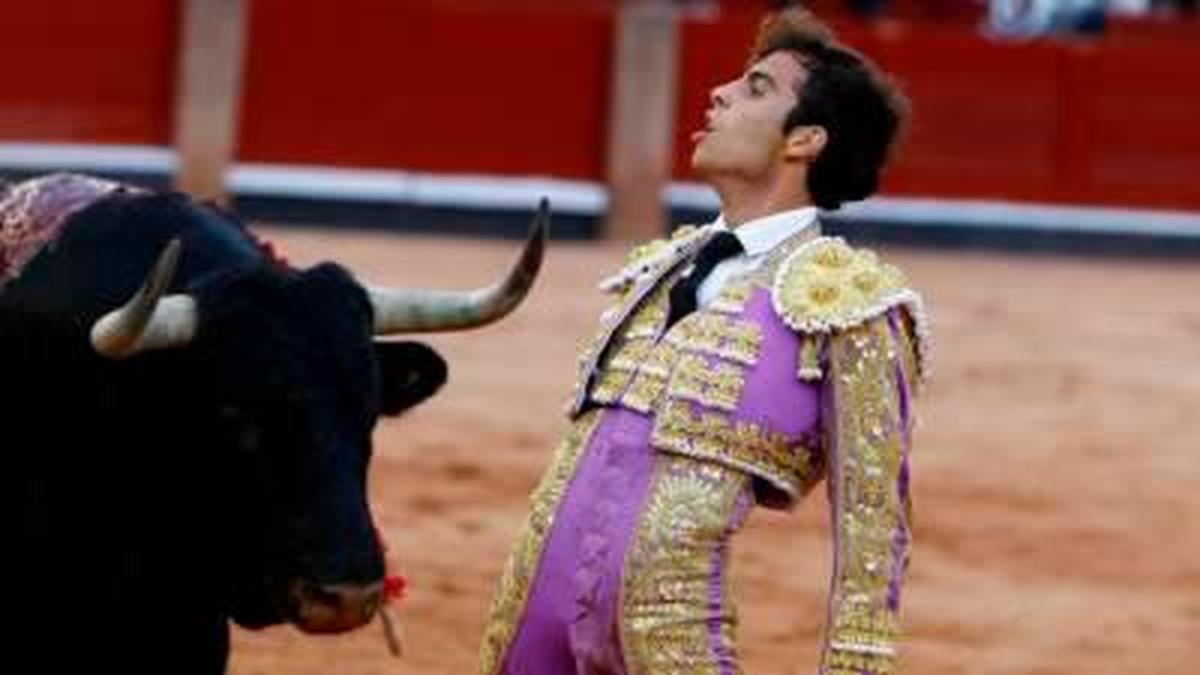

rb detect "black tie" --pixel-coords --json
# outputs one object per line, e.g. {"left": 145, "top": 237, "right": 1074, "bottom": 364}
{"left": 665, "top": 231, "right": 744, "bottom": 329}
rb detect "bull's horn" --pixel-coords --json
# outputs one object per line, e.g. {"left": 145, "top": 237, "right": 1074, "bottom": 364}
{"left": 90, "top": 239, "right": 199, "bottom": 358}
{"left": 368, "top": 199, "right": 549, "bottom": 334}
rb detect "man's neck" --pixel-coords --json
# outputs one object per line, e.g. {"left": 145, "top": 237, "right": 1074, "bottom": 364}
{"left": 711, "top": 175, "right": 812, "bottom": 227}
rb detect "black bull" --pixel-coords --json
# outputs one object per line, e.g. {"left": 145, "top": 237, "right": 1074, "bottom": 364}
{"left": 0, "top": 175, "right": 547, "bottom": 673}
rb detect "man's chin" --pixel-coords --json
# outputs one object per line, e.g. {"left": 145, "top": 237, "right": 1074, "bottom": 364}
{"left": 690, "top": 138, "right": 729, "bottom": 179}
{"left": 690, "top": 150, "right": 716, "bottom": 179}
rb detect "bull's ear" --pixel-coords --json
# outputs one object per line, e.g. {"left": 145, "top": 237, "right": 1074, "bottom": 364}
{"left": 374, "top": 341, "right": 448, "bottom": 416}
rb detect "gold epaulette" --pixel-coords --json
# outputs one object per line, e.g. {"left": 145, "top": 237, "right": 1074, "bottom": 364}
{"left": 771, "top": 237, "right": 931, "bottom": 383}
{"left": 597, "top": 224, "right": 713, "bottom": 294}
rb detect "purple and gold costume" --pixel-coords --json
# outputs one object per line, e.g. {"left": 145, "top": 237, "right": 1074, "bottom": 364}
{"left": 481, "top": 223, "right": 929, "bottom": 674}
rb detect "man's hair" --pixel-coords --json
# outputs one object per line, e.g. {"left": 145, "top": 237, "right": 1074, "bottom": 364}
{"left": 752, "top": 9, "right": 909, "bottom": 210}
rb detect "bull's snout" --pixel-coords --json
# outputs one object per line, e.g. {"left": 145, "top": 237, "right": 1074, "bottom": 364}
{"left": 291, "top": 580, "right": 383, "bottom": 634}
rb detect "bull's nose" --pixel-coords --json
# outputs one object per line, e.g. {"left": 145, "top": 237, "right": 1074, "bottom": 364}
{"left": 293, "top": 580, "right": 384, "bottom": 634}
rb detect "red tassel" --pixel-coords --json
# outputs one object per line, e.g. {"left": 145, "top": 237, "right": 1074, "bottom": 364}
{"left": 383, "top": 574, "right": 408, "bottom": 603}
{"left": 374, "top": 524, "right": 407, "bottom": 604}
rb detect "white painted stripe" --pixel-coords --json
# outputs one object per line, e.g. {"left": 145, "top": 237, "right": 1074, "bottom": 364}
{"left": 1, "top": 142, "right": 1198, "bottom": 237}
{"left": 229, "top": 163, "right": 608, "bottom": 214}
{"left": 839, "top": 195, "right": 1200, "bottom": 239}
{"left": 0, "top": 142, "right": 176, "bottom": 173}
{"left": 668, "top": 181, "right": 1200, "bottom": 239}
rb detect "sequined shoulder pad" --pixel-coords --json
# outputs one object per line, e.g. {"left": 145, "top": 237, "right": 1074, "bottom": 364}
{"left": 771, "top": 237, "right": 931, "bottom": 380}
{"left": 597, "top": 224, "right": 715, "bottom": 294}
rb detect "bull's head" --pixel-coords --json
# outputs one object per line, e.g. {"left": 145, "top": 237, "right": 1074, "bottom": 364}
{"left": 85, "top": 202, "right": 547, "bottom": 634}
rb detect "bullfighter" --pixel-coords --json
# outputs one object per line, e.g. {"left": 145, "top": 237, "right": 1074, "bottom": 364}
{"left": 481, "top": 8, "right": 928, "bottom": 674}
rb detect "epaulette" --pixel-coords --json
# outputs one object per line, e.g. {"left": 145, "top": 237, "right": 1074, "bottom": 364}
{"left": 771, "top": 237, "right": 931, "bottom": 383}
{"left": 597, "top": 223, "right": 715, "bottom": 294}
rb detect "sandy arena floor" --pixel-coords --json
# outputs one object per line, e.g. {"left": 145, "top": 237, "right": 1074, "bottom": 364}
{"left": 226, "top": 226, "right": 1200, "bottom": 675}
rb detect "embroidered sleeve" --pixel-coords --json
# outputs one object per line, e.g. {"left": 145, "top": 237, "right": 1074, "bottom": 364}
{"left": 818, "top": 309, "right": 917, "bottom": 675}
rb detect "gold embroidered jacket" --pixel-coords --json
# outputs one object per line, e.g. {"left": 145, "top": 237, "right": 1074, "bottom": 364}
{"left": 571, "top": 224, "right": 930, "bottom": 673}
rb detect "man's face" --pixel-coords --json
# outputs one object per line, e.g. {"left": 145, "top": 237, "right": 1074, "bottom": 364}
{"left": 691, "top": 51, "right": 809, "bottom": 180}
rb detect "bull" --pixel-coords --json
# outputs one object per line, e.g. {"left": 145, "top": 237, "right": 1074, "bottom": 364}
{"left": 0, "top": 173, "right": 547, "bottom": 674}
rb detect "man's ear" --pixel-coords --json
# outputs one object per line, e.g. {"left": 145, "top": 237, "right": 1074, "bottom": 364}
{"left": 783, "top": 125, "right": 827, "bottom": 162}
{"left": 374, "top": 341, "right": 448, "bottom": 417}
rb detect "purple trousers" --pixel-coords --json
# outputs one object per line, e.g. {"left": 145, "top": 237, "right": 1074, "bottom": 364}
{"left": 489, "top": 408, "right": 753, "bottom": 675}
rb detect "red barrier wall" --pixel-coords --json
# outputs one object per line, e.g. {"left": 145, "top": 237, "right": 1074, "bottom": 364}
{"left": 0, "top": 1, "right": 177, "bottom": 145}
{"left": 674, "top": 9, "right": 1200, "bottom": 211}
{"left": 0, "top": 2, "right": 1196, "bottom": 211}
{"left": 238, "top": 1, "right": 613, "bottom": 179}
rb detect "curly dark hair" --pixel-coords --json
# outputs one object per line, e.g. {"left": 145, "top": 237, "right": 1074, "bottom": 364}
{"left": 751, "top": 9, "right": 909, "bottom": 210}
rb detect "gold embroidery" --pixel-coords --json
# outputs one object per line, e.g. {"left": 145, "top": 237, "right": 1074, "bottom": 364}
{"left": 598, "top": 224, "right": 714, "bottom": 294}
{"left": 591, "top": 367, "right": 634, "bottom": 405}
{"left": 798, "top": 334, "right": 825, "bottom": 382}
{"left": 609, "top": 338, "right": 655, "bottom": 373}
{"left": 820, "top": 319, "right": 911, "bottom": 675}
{"left": 772, "top": 236, "right": 932, "bottom": 394}
{"left": 573, "top": 286, "right": 672, "bottom": 409}
{"left": 707, "top": 281, "right": 754, "bottom": 315}
{"left": 830, "top": 605, "right": 900, "bottom": 656}
{"left": 650, "top": 400, "right": 813, "bottom": 497}
{"left": 664, "top": 313, "right": 762, "bottom": 366}
{"left": 625, "top": 288, "right": 670, "bottom": 339}
{"left": 479, "top": 412, "right": 605, "bottom": 674}
{"left": 621, "top": 454, "right": 751, "bottom": 674}
{"left": 666, "top": 353, "right": 746, "bottom": 412}
{"left": 826, "top": 649, "right": 897, "bottom": 675}
{"left": 640, "top": 340, "right": 679, "bottom": 378}
{"left": 617, "top": 340, "right": 677, "bottom": 414}
{"left": 622, "top": 370, "right": 669, "bottom": 414}
{"left": 773, "top": 238, "right": 909, "bottom": 332}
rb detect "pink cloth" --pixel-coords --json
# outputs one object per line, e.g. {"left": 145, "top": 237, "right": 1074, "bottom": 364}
{"left": 0, "top": 173, "right": 125, "bottom": 286}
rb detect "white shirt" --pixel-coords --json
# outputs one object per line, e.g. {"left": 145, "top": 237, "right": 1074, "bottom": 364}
{"left": 693, "top": 207, "right": 820, "bottom": 309}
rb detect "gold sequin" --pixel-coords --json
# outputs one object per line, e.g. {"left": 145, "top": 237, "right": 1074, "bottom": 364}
{"left": 622, "top": 369, "right": 669, "bottom": 414}
{"left": 819, "top": 318, "right": 913, "bottom": 674}
{"left": 590, "top": 367, "right": 635, "bottom": 405}
{"left": 650, "top": 400, "right": 814, "bottom": 498}
{"left": 772, "top": 236, "right": 922, "bottom": 336}
{"left": 707, "top": 281, "right": 754, "bottom": 315}
{"left": 798, "top": 334, "right": 825, "bottom": 381}
{"left": 609, "top": 338, "right": 655, "bottom": 373}
{"left": 621, "top": 454, "right": 751, "bottom": 674}
{"left": 479, "top": 412, "right": 604, "bottom": 674}
{"left": 664, "top": 313, "right": 762, "bottom": 366}
{"left": 666, "top": 353, "right": 746, "bottom": 412}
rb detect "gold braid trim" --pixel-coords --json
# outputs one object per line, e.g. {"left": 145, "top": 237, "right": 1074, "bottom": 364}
{"left": 478, "top": 412, "right": 604, "bottom": 674}
{"left": 818, "top": 318, "right": 912, "bottom": 675}
{"left": 650, "top": 400, "right": 815, "bottom": 498}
